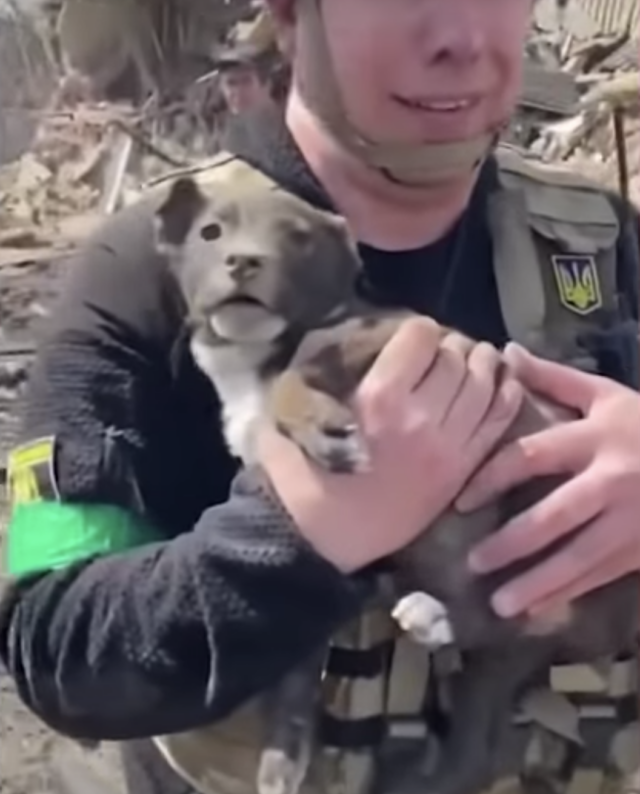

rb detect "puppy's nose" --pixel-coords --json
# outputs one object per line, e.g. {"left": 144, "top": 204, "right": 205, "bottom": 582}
{"left": 225, "top": 254, "right": 262, "bottom": 281}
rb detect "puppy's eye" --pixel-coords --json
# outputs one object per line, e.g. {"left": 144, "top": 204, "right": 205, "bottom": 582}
{"left": 200, "top": 223, "right": 222, "bottom": 241}
{"left": 290, "top": 228, "right": 310, "bottom": 247}
{"left": 283, "top": 220, "right": 312, "bottom": 249}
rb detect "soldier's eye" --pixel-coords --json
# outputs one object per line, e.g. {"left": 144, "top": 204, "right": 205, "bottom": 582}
{"left": 200, "top": 223, "right": 222, "bottom": 241}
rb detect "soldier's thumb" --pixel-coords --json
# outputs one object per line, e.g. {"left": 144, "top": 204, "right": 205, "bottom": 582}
{"left": 503, "top": 342, "right": 599, "bottom": 412}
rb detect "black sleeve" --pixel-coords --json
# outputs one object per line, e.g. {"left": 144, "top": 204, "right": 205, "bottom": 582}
{"left": 0, "top": 469, "right": 366, "bottom": 741}
{"left": 0, "top": 202, "right": 369, "bottom": 741}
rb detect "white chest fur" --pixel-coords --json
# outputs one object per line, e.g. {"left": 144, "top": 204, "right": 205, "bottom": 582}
{"left": 190, "top": 339, "right": 270, "bottom": 465}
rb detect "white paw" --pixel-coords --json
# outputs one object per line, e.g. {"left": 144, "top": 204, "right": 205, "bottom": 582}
{"left": 298, "top": 422, "right": 371, "bottom": 474}
{"left": 392, "top": 592, "right": 454, "bottom": 650}
{"left": 257, "top": 749, "right": 307, "bottom": 794}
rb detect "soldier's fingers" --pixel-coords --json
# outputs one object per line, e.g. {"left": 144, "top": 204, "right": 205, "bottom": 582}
{"left": 463, "top": 377, "right": 525, "bottom": 473}
{"left": 442, "top": 341, "right": 503, "bottom": 443}
{"left": 468, "top": 469, "right": 605, "bottom": 575}
{"left": 414, "top": 333, "right": 474, "bottom": 426}
{"left": 456, "top": 420, "right": 589, "bottom": 513}
{"left": 504, "top": 343, "right": 605, "bottom": 414}
{"left": 526, "top": 548, "right": 637, "bottom": 620}
{"left": 489, "top": 519, "right": 626, "bottom": 618}
{"left": 362, "top": 317, "right": 444, "bottom": 396}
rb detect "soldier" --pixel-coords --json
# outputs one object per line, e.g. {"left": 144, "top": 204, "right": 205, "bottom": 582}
{"left": 1, "top": 2, "right": 639, "bottom": 794}
{"left": 214, "top": 41, "right": 279, "bottom": 116}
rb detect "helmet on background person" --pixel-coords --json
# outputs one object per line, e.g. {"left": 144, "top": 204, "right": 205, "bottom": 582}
{"left": 212, "top": 41, "right": 276, "bottom": 114}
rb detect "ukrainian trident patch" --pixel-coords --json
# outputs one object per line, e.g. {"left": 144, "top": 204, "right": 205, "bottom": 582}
{"left": 551, "top": 255, "right": 603, "bottom": 316}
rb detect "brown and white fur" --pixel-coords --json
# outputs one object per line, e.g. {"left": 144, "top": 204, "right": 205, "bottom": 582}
{"left": 154, "top": 176, "right": 638, "bottom": 794}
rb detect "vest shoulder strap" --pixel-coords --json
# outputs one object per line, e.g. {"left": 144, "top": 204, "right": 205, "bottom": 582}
{"left": 497, "top": 143, "right": 606, "bottom": 189}
{"left": 495, "top": 144, "right": 619, "bottom": 241}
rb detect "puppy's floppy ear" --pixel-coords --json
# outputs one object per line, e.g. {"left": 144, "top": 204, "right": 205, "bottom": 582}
{"left": 154, "top": 177, "right": 207, "bottom": 257}
{"left": 317, "top": 209, "right": 361, "bottom": 266}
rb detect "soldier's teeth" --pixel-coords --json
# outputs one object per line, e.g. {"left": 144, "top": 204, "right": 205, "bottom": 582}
{"left": 407, "top": 99, "right": 471, "bottom": 111}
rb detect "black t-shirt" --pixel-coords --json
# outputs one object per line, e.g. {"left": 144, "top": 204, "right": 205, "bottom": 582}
{"left": 358, "top": 176, "right": 507, "bottom": 349}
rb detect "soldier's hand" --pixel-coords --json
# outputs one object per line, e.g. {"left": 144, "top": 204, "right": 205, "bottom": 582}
{"left": 458, "top": 343, "right": 640, "bottom": 618}
{"left": 258, "top": 319, "right": 523, "bottom": 573}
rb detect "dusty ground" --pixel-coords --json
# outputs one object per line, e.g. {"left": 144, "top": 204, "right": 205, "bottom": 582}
{"left": 0, "top": 674, "right": 126, "bottom": 794}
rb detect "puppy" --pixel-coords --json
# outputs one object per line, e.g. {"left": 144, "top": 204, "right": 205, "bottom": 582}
{"left": 154, "top": 176, "right": 638, "bottom": 794}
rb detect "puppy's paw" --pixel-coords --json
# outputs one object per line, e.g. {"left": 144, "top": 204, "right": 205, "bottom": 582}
{"left": 277, "top": 395, "right": 370, "bottom": 474}
{"left": 296, "top": 418, "right": 370, "bottom": 474}
{"left": 257, "top": 748, "right": 308, "bottom": 794}
{"left": 392, "top": 592, "right": 454, "bottom": 650}
{"left": 269, "top": 372, "right": 370, "bottom": 474}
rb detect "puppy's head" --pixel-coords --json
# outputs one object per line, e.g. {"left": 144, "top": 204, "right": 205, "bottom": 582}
{"left": 155, "top": 177, "right": 361, "bottom": 345}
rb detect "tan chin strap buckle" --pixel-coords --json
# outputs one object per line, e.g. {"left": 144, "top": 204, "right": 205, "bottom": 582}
{"left": 371, "top": 135, "right": 497, "bottom": 186}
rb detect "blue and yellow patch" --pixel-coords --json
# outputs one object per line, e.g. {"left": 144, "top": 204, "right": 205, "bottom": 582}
{"left": 7, "top": 436, "right": 60, "bottom": 508}
{"left": 551, "top": 254, "right": 603, "bottom": 316}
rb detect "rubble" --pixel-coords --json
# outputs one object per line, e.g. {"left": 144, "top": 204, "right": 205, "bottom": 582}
{"left": 0, "top": 103, "right": 186, "bottom": 233}
{"left": 0, "top": 0, "right": 57, "bottom": 165}
{"left": 0, "top": 4, "right": 276, "bottom": 248}
{"left": 517, "top": 0, "right": 640, "bottom": 203}
{"left": 522, "top": 62, "right": 640, "bottom": 203}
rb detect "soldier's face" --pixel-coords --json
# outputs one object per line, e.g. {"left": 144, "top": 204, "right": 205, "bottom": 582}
{"left": 292, "top": 0, "right": 532, "bottom": 146}
{"left": 220, "top": 67, "right": 272, "bottom": 115}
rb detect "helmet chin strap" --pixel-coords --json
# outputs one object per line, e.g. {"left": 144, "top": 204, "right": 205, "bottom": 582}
{"left": 297, "top": 0, "right": 501, "bottom": 187}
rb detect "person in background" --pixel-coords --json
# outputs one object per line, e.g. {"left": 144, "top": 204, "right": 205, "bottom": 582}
{"left": 215, "top": 42, "right": 278, "bottom": 116}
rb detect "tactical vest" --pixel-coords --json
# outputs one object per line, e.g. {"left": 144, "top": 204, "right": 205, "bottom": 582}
{"left": 144, "top": 146, "right": 639, "bottom": 794}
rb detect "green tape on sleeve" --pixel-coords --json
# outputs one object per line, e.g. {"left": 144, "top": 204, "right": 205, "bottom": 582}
{"left": 4, "top": 500, "right": 161, "bottom": 577}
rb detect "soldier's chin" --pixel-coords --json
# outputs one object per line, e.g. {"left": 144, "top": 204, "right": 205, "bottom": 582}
{"left": 210, "top": 303, "right": 287, "bottom": 343}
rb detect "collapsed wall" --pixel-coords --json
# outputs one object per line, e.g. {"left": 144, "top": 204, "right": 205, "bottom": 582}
{"left": 0, "top": 1, "right": 57, "bottom": 165}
